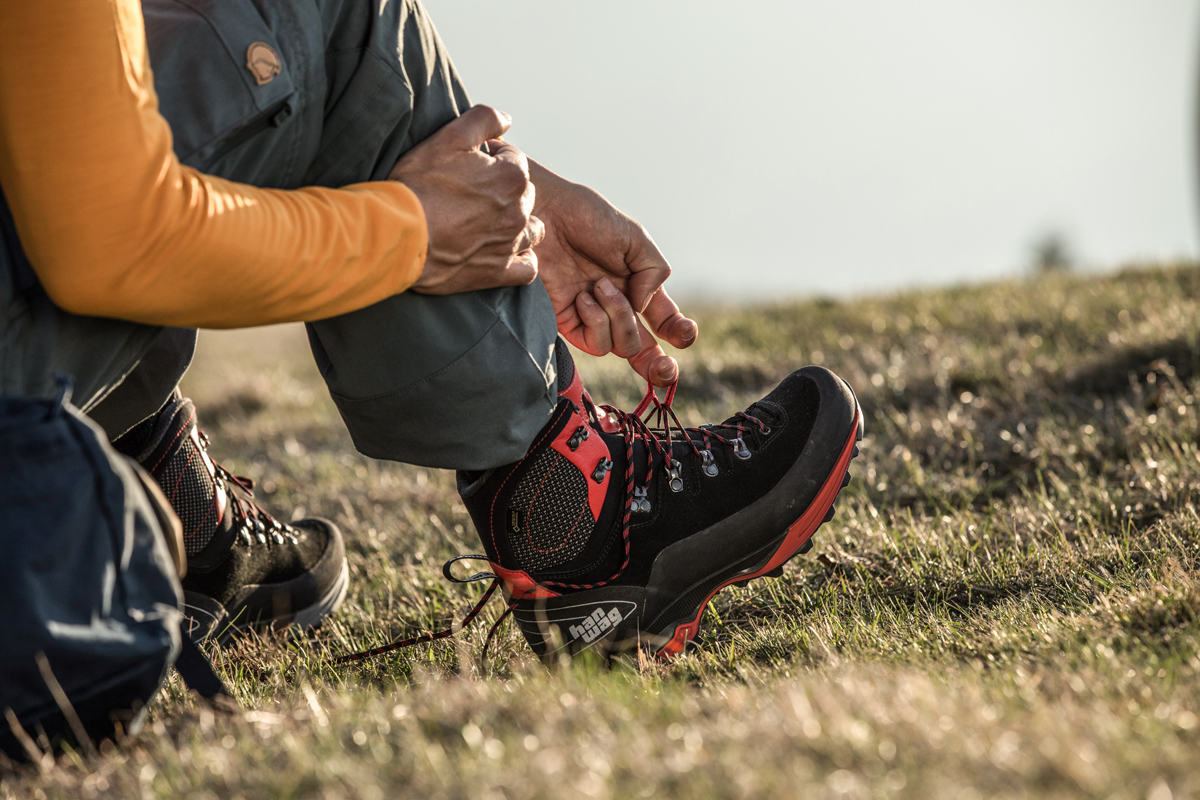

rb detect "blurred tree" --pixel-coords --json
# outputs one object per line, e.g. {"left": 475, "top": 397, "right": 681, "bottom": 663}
{"left": 1030, "top": 230, "right": 1075, "bottom": 274}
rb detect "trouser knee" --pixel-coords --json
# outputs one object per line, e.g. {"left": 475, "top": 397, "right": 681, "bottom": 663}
{"left": 307, "top": 280, "right": 560, "bottom": 470}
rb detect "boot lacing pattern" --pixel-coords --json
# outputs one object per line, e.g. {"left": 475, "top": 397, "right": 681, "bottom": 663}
{"left": 336, "top": 381, "right": 771, "bottom": 666}
{"left": 198, "top": 430, "right": 298, "bottom": 549}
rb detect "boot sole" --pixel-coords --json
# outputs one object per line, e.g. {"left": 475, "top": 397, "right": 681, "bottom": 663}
{"left": 183, "top": 560, "right": 349, "bottom": 643}
{"left": 511, "top": 372, "right": 863, "bottom": 660}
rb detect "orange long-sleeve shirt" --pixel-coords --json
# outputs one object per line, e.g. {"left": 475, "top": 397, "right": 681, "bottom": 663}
{"left": 0, "top": 1, "right": 427, "bottom": 328}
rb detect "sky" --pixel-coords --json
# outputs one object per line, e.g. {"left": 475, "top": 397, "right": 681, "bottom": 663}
{"left": 426, "top": 0, "right": 1200, "bottom": 300}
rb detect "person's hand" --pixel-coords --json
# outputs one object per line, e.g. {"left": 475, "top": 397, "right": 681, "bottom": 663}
{"left": 388, "top": 106, "right": 543, "bottom": 294}
{"left": 529, "top": 160, "right": 697, "bottom": 387}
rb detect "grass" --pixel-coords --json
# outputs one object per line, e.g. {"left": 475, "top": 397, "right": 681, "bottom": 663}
{"left": 5, "top": 262, "right": 1200, "bottom": 799}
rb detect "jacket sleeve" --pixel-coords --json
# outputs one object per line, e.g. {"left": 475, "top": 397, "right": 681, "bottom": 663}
{"left": 0, "top": 0, "right": 427, "bottom": 329}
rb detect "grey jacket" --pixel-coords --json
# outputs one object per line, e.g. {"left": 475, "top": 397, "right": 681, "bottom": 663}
{"left": 0, "top": 0, "right": 467, "bottom": 412}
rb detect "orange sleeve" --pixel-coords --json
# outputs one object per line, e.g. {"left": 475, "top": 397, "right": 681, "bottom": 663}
{"left": 0, "top": 0, "right": 426, "bottom": 329}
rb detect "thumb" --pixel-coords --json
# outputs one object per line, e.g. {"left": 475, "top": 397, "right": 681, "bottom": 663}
{"left": 444, "top": 105, "right": 512, "bottom": 151}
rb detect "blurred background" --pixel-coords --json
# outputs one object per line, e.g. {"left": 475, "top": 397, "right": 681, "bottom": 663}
{"left": 426, "top": 0, "right": 1199, "bottom": 300}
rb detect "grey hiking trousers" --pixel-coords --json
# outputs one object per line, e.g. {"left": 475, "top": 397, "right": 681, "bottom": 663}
{"left": 0, "top": 0, "right": 559, "bottom": 471}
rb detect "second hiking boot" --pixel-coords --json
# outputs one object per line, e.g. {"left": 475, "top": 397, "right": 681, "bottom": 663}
{"left": 113, "top": 392, "right": 348, "bottom": 641}
{"left": 458, "top": 347, "right": 862, "bottom": 659}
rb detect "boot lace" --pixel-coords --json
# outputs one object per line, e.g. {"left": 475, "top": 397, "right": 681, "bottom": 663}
{"left": 199, "top": 430, "right": 298, "bottom": 549}
{"left": 334, "top": 381, "right": 769, "bottom": 666}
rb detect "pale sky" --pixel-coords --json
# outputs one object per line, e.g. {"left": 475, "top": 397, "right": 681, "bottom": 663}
{"left": 426, "top": 0, "right": 1200, "bottom": 299}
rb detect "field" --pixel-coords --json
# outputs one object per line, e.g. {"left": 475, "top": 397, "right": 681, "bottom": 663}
{"left": 5, "top": 263, "right": 1200, "bottom": 799}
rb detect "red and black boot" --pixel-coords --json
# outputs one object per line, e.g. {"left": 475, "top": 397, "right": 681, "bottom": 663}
{"left": 112, "top": 392, "right": 348, "bottom": 642}
{"left": 457, "top": 345, "right": 863, "bottom": 659}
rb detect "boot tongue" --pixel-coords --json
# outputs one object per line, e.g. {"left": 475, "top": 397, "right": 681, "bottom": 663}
{"left": 714, "top": 399, "right": 782, "bottom": 432}
{"left": 743, "top": 401, "right": 783, "bottom": 427}
{"left": 555, "top": 338, "right": 584, "bottom": 408}
{"left": 554, "top": 339, "right": 622, "bottom": 432}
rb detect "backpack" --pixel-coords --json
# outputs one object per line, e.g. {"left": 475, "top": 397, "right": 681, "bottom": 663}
{"left": 0, "top": 379, "right": 227, "bottom": 760}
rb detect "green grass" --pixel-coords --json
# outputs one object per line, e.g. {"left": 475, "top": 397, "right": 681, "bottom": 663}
{"left": 5, "top": 263, "right": 1200, "bottom": 799}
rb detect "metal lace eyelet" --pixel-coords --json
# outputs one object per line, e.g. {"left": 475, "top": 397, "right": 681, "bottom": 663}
{"left": 272, "top": 531, "right": 285, "bottom": 545}
{"left": 700, "top": 449, "right": 719, "bottom": 477}
{"left": 286, "top": 533, "right": 299, "bottom": 545}
{"left": 256, "top": 531, "right": 268, "bottom": 545}
{"left": 632, "top": 486, "right": 652, "bottom": 513}
{"left": 732, "top": 438, "right": 752, "bottom": 461}
{"left": 253, "top": 518, "right": 265, "bottom": 533}
{"left": 240, "top": 527, "right": 254, "bottom": 546}
{"left": 666, "top": 459, "right": 684, "bottom": 492}
{"left": 592, "top": 457, "right": 613, "bottom": 483}
{"left": 567, "top": 425, "right": 590, "bottom": 451}
{"left": 761, "top": 425, "right": 772, "bottom": 435}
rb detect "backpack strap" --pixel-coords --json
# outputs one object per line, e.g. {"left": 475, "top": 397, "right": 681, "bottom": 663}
{"left": 174, "top": 627, "right": 237, "bottom": 704}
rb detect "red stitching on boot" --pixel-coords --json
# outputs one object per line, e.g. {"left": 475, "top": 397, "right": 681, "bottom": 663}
{"left": 150, "top": 406, "right": 195, "bottom": 473}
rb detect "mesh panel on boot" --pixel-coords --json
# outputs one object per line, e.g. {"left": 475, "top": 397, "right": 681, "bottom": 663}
{"left": 506, "top": 449, "right": 594, "bottom": 572}
{"left": 116, "top": 395, "right": 227, "bottom": 557}
{"left": 160, "top": 433, "right": 222, "bottom": 556}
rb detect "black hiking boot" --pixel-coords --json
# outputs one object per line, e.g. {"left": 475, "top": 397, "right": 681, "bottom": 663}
{"left": 457, "top": 346, "right": 863, "bottom": 660}
{"left": 112, "top": 392, "right": 348, "bottom": 642}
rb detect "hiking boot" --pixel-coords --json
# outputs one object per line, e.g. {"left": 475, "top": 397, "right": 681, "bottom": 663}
{"left": 457, "top": 346, "right": 862, "bottom": 659}
{"left": 112, "top": 392, "right": 348, "bottom": 642}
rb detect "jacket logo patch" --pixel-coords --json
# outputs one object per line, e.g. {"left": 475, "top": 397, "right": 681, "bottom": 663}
{"left": 246, "top": 42, "right": 282, "bottom": 86}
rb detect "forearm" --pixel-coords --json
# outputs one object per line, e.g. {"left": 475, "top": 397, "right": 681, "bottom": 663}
{"left": 31, "top": 170, "right": 428, "bottom": 328}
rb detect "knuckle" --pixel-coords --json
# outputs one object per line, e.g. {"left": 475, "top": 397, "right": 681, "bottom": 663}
{"left": 503, "top": 209, "right": 528, "bottom": 237}
{"left": 501, "top": 167, "right": 528, "bottom": 196}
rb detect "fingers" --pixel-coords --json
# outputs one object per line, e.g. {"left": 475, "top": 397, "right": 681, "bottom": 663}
{"left": 591, "top": 278, "right": 642, "bottom": 358}
{"left": 502, "top": 214, "right": 542, "bottom": 287}
{"left": 444, "top": 105, "right": 512, "bottom": 150}
{"left": 516, "top": 215, "right": 545, "bottom": 253}
{"left": 574, "top": 292, "right": 675, "bottom": 385}
{"left": 574, "top": 291, "right": 612, "bottom": 355}
{"left": 500, "top": 249, "right": 539, "bottom": 287}
{"left": 487, "top": 138, "right": 527, "bottom": 165}
{"left": 626, "top": 318, "right": 678, "bottom": 388}
{"left": 622, "top": 223, "right": 672, "bottom": 314}
{"left": 641, "top": 286, "right": 698, "bottom": 349}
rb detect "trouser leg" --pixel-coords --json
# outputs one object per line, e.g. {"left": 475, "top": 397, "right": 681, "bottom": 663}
{"left": 307, "top": 283, "right": 560, "bottom": 471}
{"left": 135, "top": 0, "right": 558, "bottom": 469}
{"left": 86, "top": 327, "right": 197, "bottom": 440}
{"left": 295, "top": 0, "right": 561, "bottom": 469}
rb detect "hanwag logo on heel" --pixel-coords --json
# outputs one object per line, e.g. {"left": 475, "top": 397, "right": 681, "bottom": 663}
{"left": 569, "top": 607, "right": 624, "bottom": 644}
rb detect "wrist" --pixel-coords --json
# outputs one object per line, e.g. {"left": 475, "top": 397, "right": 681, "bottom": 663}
{"left": 528, "top": 159, "right": 572, "bottom": 216}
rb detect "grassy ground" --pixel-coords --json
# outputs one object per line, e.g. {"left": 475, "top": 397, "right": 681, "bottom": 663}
{"left": 5, "top": 263, "right": 1200, "bottom": 799}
